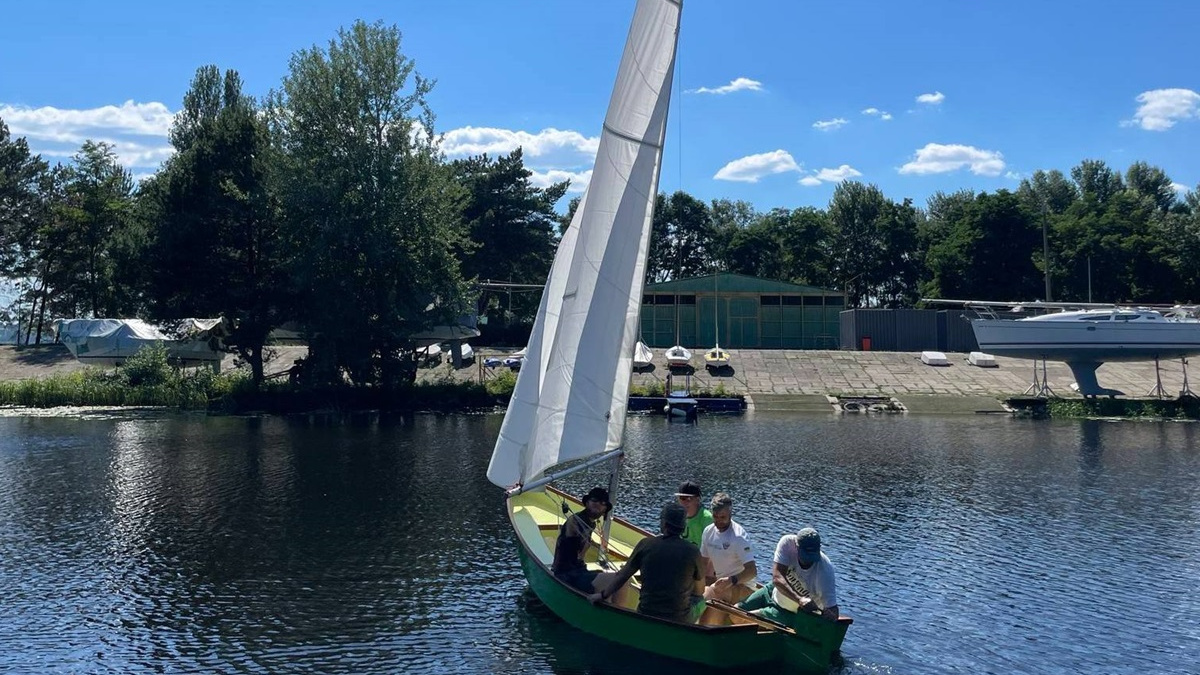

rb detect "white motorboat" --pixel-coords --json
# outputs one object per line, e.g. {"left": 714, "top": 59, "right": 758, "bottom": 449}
{"left": 971, "top": 306, "right": 1200, "bottom": 395}
{"left": 665, "top": 345, "right": 691, "bottom": 367}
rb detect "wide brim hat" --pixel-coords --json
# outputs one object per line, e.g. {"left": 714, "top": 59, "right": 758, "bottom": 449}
{"left": 583, "top": 486, "right": 613, "bottom": 514}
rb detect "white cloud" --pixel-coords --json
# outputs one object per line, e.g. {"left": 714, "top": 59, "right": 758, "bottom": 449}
{"left": 529, "top": 168, "right": 592, "bottom": 194}
{"left": 1123, "top": 88, "right": 1200, "bottom": 131}
{"left": 881, "top": 112, "right": 893, "bottom": 120}
{"left": 861, "top": 108, "right": 892, "bottom": 121}
{"left": 1, "top": 100, "right": 176, "bottom": 173}
{"left": 899, "top": 143, "right": 1005, "bottom": 176}
{"left": 713, "top": 150, "right": 801, "bottom": 183}
{"left": 861, "top": 107, "right": 880, "bottom": 115}
{"left": 799, "top": 164, "right": 862, "bottom": 186}
{"left": 1005, "top": 170, "right": 1023, "bottom": 181}
{"left": 0, "top": 100, "right": 174, "bottom": 142}
{"left": 812, "top": 118, "right": 848, "bottom": 131}
{"left": 916, "top": 91, "right": 945, "bottom": 105}
{"left": 441, "top": 126, "right": 599, "bottom": 160}
{"left": 440, "top": 126, "right": 600, "bottom": 194}
{"left": 1171, "top": 182, "right": 1191, "bottom": 194}
{"left": 687, "top": 77, "right": 764, "bottom": 95}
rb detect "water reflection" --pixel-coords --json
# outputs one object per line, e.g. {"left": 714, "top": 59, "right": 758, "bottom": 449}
{"left": 0, "top": 413, "right": 1198, "bottom": 673}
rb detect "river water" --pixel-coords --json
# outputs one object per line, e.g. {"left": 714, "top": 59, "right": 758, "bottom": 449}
{"left": 0, "top": 410, "right": 1197, "bottom": 674}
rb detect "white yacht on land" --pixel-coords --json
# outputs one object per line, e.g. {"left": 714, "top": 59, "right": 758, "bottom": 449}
{"left": 968, "top": 305, "right": 1200, "bottom": 396}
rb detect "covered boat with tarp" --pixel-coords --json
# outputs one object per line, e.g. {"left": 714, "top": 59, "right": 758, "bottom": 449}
{"left": 55, "top": 318, "right": 227, "bottom": 368}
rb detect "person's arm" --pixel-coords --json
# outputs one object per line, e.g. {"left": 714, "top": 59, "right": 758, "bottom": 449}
{"left": 730, "top": 559, "right": 757, "bottom": 586}
{"left": 702, "top": 555, "right": 716, "bottom": 586}
{"left": 771, "top": 562, "right": 804, "bottom": 603}
{"left": 691, "top": 553, "right": 706, "bottom": 597}
{"left": 589, "top": 541, "right": 644, "bottom": 604}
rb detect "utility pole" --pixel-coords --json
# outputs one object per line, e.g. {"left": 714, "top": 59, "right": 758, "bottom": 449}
{"left": 1042, "top": 216, "right": 1052, "bottom": 302}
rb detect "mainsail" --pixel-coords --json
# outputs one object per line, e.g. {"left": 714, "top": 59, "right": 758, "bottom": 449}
{"left": 487, "top": 0, "right": 681, "bottom": 489}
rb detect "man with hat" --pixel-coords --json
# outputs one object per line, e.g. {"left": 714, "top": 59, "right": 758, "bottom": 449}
{"left": 552, "top": 486, "right": 618, "bottom": 595}
{"left": 674, "top": 480, "right": 713, "bottom": 548}
{"left": 589, "top": 502, "right": 705, "bottom": 623}
{"left": 737, "top": 527, "right": 839, "bottom": 622}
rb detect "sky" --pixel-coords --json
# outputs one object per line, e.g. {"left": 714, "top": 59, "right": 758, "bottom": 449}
{"left": 2, "top": 0, "right": 1199, "bottom": 214}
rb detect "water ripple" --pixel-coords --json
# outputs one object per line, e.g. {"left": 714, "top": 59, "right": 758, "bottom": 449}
{"left": 0, "top": 413, "right": 1197, "bottom": 673}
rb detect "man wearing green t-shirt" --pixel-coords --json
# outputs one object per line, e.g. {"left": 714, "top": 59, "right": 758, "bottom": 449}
{"left": 674, "top": 481, "right": 713, "bottom": 547}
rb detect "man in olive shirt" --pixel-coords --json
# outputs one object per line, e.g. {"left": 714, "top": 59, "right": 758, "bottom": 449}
{"left": 674, "top": 480, "right": 713, "bottom": 547}
{"left": 590, "top": 502, "right": 704, "bottom": 623}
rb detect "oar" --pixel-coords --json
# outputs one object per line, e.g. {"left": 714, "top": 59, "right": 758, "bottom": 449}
{"left": 704, "top": 599, "right": 796, "bottom": 634}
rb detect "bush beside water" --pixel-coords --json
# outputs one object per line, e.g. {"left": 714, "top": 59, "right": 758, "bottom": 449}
{"left": 1047, "top": 396, "right": 1200, "bottom": 420}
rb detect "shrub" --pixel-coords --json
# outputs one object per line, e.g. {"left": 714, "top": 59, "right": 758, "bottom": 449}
{"left": 486, "top": 368, "right": 517, "bottom": 397}
{"left": 119, "top": 344, "right": 174, "bottom": 387}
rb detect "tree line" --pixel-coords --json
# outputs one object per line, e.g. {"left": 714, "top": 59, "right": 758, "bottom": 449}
{"left": 3, "top": 20, "right": 1199, "bottom": 390}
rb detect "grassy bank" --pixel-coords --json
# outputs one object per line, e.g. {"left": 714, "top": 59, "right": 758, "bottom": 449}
{"left": 0, "top": 346, "right": 521, "bottom": 413}
{"left": 0, "top": 349, "right": 750, "bottom": 414}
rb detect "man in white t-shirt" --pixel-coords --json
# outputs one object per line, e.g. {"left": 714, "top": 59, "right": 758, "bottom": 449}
{"left": 697, "top": 493, "right": 756, "bottom": 624}
{"left": 737, "top": 527, "right": 839, "bottom": 623}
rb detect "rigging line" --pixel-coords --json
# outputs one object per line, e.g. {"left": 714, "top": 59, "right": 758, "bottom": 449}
{"left": 676, "top": 9, "right": 682, "bottom": 195}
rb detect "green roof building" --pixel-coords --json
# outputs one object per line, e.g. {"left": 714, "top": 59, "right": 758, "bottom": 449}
{"left": 640, "top": 273, "right": 843, "bottom": 349}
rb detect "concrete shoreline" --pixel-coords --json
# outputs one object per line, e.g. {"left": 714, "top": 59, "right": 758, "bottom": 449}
{"left": 2, "top": 344, "right": 1192, "bottom": 414}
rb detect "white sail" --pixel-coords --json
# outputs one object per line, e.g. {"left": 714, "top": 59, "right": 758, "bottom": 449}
{"left": 488, "top": 0, "right": 681, "bottom": 489}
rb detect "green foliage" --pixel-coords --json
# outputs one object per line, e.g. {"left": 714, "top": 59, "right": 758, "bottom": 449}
{"left": 147, "top": 65, "right": 288, "bottom": 386}
{"left": 270, "top": 20, "right": 471, "bottom": 388}
{"left": 1047, "top": 397, "right": 1200, "bottom": 420}
{"left": 454, "top": 149, "right": 566, "bottom": 327}
{"left": 118, "top": 344, "right": 173, "bottom": 387}
{"left": 827, "top": 182, "right": 921, "bottom": 307}
{"left": 630, "top": 380, "right": 666, "bottom": 396}
{"left": 921, "top": 190, "right": 1041, "bottom": 301}
{"left": 485, "top": 368, "right": 517, "bottom": 397}
{"left": 0, "top": 362, "right": 253, "bottom": 410}
{"left": 648, "top": 191, "right": 719, "bottom": 282}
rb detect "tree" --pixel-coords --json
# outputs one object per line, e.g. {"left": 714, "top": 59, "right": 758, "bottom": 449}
{"left": 147, "top": 66, "right": 289, "bottom": 385}
{"left": 924, "top": 190, "right": 1040, "bottom": 301}
{"left": 269, "top": 20, "right": 470, "bottom": 388}
{"left": 647, "top": 190, "right": 716, "bottom": 282}
{"left": 1124, "top": 161, "right": 1176, "bottom": 213}
{"left": 0, "top": 120, "right": 51, "bottom": 331}
{"left": 1071, "top": 159, "right": 1123, "bottom": 204}
{"left": 51, "top": 141, "right": 136, "bottom": 318}
{"left": 827, "top": 182, "right": 921, "bottom": 307}
{"left": 452, "top": 149, "right": 566, "bottom": 310}
{"left": 1017, "top": 170, "right": 1079, "bottom": 300}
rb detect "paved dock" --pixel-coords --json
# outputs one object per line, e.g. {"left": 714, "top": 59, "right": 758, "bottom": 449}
{"left": 2, "top": 345, "right": 1193, "bottom": 413}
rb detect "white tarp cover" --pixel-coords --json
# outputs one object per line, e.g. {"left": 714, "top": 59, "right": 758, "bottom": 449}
{"left": 56, "top": 318, "right": 223, "bottom": 364}
{"left": 634, "top": 341, "right": 654, "bottom": 366}
{"left": 488, "top": 0, "right": 680, "bottom": 488}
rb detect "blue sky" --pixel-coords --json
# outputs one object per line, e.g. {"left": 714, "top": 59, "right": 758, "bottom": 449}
{"left": 2, "top": 0, "right": 1198, "bottom": 212}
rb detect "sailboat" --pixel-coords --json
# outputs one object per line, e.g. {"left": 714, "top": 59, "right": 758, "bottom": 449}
{"left": 704, "top": 273, "right": 730, "bottom": 371}
{"left": 486, "top": 0, "right": 850, "bottom": 670}
{"left": 633, "top": 340, "right": 654, "bottom": 369}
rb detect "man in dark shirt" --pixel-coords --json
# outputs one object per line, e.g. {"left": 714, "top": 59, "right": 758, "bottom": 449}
{"left": 589, "top": 502, "right": 704, "bottom": 623}
{"left": 552, "top": 486, "right": 614, "bottom": 593}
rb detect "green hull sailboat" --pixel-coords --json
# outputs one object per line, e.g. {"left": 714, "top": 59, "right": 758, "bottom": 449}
{"left": 487, "top": 1, "right": 851, "bottom": 670}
